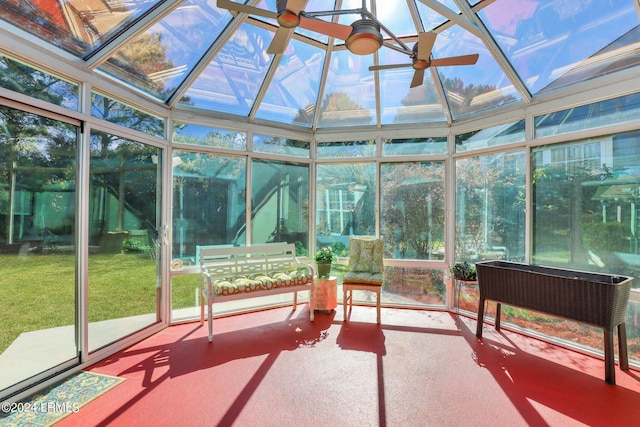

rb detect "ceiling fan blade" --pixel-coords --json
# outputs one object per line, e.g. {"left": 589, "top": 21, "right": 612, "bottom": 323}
{"left": 267, "top": 27, "right": 294, "bottom": 54}
{"left": 410, "top": 69, "right": 425, "bottom": 88}
{"left": 430, "top": 53, "right": 479, "bottom": 67}
{"left": 369, "top": 63, "right": 413, "bottom": 71}
{"left": 282, "top": 0, "right": 307, "bottom": 14}
{"left": 416, "top": 32, "right": 437, "bottom": 60}
{"left": 299, "top": 16, "right": 352, "bottom": 40}
{"left": 217, "top": 0, "right": 278, "bottom": 20}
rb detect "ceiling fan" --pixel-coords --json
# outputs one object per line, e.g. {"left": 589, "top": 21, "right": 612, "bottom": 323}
{"left": 369, "top": 32, "right": 479, "bottom": 88}
{"left": 217, "top": 0, "right": 411, "bottom": 56}
{"left": 217, "top": 0, "right": 352, "bottom": 54}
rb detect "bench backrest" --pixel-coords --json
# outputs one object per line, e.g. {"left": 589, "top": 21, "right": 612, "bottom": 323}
{"left": 197, "top": 243, "right": 298, "bottom": 277}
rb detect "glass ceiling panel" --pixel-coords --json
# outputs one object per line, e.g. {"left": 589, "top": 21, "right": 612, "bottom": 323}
{"left": 373, "top": 0, "right": 417, "bottom": 39}
{"left": 100, "top": 0, "right": 229, "bottom": 101}
{"left": 479, "top": 0, "right": 639, "bottom": 95}
{"left": 180, "top": 23, "right": 274, "bottom": 115}
{"left": 375, "top": 46, "right": 446, "bottom": 125}
{"left": 0, "top": 0, "right": 160, "bottom": 57}
{"left": 415, "top": 0, "right": 460, "bottom": 31}
{"left": 255, "top": 39, "right": 325, "bottom": 126}
{"left": 433, "top": 24, "right": 521, "bottom": 120}
{"left": 316, "top": 49, "right": 376, "bottom": 128}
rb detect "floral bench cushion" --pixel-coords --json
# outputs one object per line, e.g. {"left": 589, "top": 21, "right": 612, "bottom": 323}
{"left": 348, "top": 237, "right": 384, "bottom": 273}
{"left": 211, "top": 270, "right": 313, "bottom": 296}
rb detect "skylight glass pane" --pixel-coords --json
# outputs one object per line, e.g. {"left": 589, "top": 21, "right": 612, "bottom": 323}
{"left": 375, "top": 46, "right": 447, "bottom": 125}
{"left": 479, "top": 0, "right": 639, "bottom": 94}
{"left": 316, "top": 50, "right": 376, "bottom": 128}
{"left": 174, "top": 123, "right": 247, "bottom": 150}
{"left": 180, "top": 23, "right": 274, "bottom": 115}
{"left": 373, "top": 0, "right": 416, "bottom": 39}
{"left": 101, "top": 0, "right": 229, "bottom": 101}
{"left": 433, "top": 25, "right": 521, "bottom": 120}
{"left": 254, "top": 40, "right": 325, "bottom": 127}
{"left": 0, "top": 0, "right": 160, "bottom": 57}
{"left": 415, "top": 0, "right": 460, "bottom": 31}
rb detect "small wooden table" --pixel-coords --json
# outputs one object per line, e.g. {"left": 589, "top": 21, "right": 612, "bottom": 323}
{"left": 314, "top": 276, "right": 338, "bottom": 312}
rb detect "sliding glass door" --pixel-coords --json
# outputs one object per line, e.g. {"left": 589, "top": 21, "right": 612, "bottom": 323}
{"left": 88, "top": 131, "right": 162, "bottom": 352}
{"left": 0, "top": 106, "right": 79, "bottom": 392}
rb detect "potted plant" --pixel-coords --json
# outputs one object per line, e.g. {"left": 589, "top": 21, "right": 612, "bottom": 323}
{"left": 314, "top": 246, "right": 337, "bottom": 278}
{"left": 449, "top": 261, "right": 477, "bottom": 283}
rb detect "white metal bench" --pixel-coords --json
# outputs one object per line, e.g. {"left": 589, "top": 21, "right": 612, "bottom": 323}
{"left": 198, "top": 243, "right": 315, "bottom": 342}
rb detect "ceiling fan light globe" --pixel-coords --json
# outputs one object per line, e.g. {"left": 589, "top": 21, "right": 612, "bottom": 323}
{"left": 277, "top": 10, "right": 300, "bottom": 28}
{"left": 412, "top": 59, "right": 428, "bottom": 70}
{"left": 346, "top": 19, "right": 383, "bottom": 55}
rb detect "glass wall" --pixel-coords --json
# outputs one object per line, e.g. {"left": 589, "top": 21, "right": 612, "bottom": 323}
{"left": 88, "top": 131, "right": 162, "bottom": 352}
{"left": 380, "top": 161, "right": 445, "bottom": 260}
{"left": 0, "top": 106, "right": 79, "bottom": 392}
{"left": 454, "top": 150, "right": 526, "bottom": 315}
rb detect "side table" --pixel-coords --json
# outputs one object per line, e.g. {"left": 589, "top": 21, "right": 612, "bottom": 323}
{"left": 314, "top": 276, "right": 338, "bottom": 312}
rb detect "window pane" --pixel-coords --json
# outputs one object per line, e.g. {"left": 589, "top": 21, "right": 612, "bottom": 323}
{"left": 455, "top": 151, "right": 526, "bottom": 263}
{"left": 174, "top": 124, "right": 247, "bottom": 150}
{"left": 381, "top": 161, "right": 445, "bottom": 260}
{"left": 0, "top": 54, "right": 78, "bottom": 111}
{"left": 88, "top": 131, "right": 161, "bottom": 352}
{"left": 91, "top": 92, "right": 165, "bottom": 138}
{"left": 382, "top": 137, "right": 447, "bottom": 156}
{"left": 251, "top": 159, "right": 309, "bottom": 254}
{"left": 316, "top": 163, "right": 376, "bottom": 253}
{"left": 455, "top": 120, "right": 525, "bottom": 152}
{"left": 253, "top": 134, "right": 310, "bottom": 158}
{"left": 171, "top": 151, "right": 247, "bottom": 261}
{"left": 535, "top": 92, "right": 640, "bottom": 138}
{"left": 317, "top": 140, "right": 376, "bottom": 158}
{"left": 0, "top": 107, "right": 78, "bottom": 390}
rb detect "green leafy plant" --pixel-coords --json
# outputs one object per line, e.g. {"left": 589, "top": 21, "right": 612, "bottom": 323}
{"left": 449, "top": 261, "right": 477, "bottom": 281}
{"left": 314, "top": 246, "right": 337, "bottom": 263}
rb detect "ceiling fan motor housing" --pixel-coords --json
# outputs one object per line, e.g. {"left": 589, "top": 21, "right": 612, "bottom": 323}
{"left": 277, "top": 10, "right": 300, "bottom": 28}
{"left": 346, "top": 19, "right": 383, "bottom": 55}
{"left": 412, "top": 42, "right": 429, "bottom": 69}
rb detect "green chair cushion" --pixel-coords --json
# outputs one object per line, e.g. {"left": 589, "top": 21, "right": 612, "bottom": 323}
{"left": 348, "top": 237, "right": 383, "bottom": 273}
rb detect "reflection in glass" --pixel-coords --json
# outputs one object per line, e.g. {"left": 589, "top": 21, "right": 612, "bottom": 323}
{"left": 255, "top": 39, "right": 325, "bottom": 126}
{"left": 251, "top": 159, "right": 309, "bottom": 254}
{"left": 0, "top": 54, "right": 78, "bottom": 111}
{"left": 535, "top": 92, "right": 640, "bottom": 138}
{"left": 317, "top": 50, "right": 375, "bottom": 128}
{"left": 102, "top": 0, "right": 230, "bottom": 100}
{"left": 91, "top": 92, "right": 165, "bottom": 138}
{"left": 317, "top": 140, "right": 376, "bottom": 158}
{"left": 455, "top": 120, "right": 525, "bottom": 152}
{"left": 380, "top": 162, "right": 445, "bottom": 260}
{"left": 181, "top": 23, "right": 274, "bottom": 115}
{"left": 455, "top": 152, "right": 526, "bottom": 264}
{"left": 0, "top": 107, "right": 78, "bottom": 391}
{"left": 174, "top": 124, "right": 247, "bottom": 150}
{"left": 253, "top": 134, "right": 310, "bottom": 157}
{"left": 382, "top": 137, "right": 447, "bottom": 156}
{"left": 88, "top": 131, "right": 161, "bottom": 352}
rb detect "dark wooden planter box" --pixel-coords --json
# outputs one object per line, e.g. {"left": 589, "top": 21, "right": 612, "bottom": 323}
{"left": 475, "top": 260, "right": 633, "bottom": 384}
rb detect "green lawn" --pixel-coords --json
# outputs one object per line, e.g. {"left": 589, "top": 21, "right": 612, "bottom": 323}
{"left": 0, "top": 253, "right": 195, "bottom": 354}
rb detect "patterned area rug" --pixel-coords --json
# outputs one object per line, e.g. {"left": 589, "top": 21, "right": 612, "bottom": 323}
{"left": 0, "top": 371, "right": 125, "bottom": 426}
